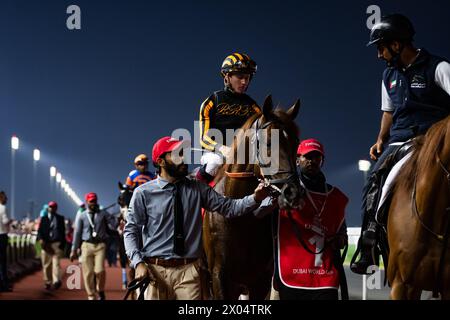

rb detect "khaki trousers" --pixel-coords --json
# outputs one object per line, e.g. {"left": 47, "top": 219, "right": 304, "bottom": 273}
{"left": 81, "top": 242, "right": 106, "bottom": 300}
{"left": 41, "top": 242, "right": 63, "bottom": 285}
{"left": 144, "top": 260, "right": 201, "bottom": 300}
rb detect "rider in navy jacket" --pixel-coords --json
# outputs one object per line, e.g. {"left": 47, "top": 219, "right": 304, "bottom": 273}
{"left": 351, "top": 14, "right": 450, "bottom": 274}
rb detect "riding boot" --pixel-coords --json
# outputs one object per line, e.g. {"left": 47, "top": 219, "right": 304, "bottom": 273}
{"left": 350, "top": 220, "right": 378, "bottom": 275}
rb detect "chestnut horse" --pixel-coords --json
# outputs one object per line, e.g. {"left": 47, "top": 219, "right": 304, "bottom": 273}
{"left": 202, "top": 95, "right": 301, "bottom": 299}
{"left": 388, "top": 115, "right": 450, "bottom": 299}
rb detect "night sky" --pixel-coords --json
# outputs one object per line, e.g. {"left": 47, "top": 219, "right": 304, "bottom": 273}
{"left": 1, "top": 0, "right": 450, "bottom": 225}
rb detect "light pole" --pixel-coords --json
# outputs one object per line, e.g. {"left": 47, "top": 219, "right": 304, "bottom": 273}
{"left": 358, "top": 159, "right": 371, "bottom": 300}
{"left": 358, "top": 160, "right": 371, "bottom": 181}
{"left": 56, "top": 172, "right": 62, "bottom": 205}
{"left": 50, "top": 166, "right": 56, "bottom": 200}
{"left": 32, "top": 149, "right": 40, "bottom": 219}
{"left": 10, "top": 135, "right": 19, "bottom": 220}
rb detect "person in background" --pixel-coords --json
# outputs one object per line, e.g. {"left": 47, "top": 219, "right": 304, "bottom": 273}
{"left": 37, "top": 201, "right": 66, "bottom": 290}
{"left": 70, "top": 193, "right": 117, "bottom": 300}
{"left": 125, "top": 154, "right": 156, "bottom": 190}
{"left": 0, "top": 191, "right": 12, "bottom": 292}
{"left": 64, "top": 219, "right": 74, "bottom": 258}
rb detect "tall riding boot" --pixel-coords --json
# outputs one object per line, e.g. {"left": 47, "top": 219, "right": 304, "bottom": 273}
{"left": 350, "top": 220, "right": 378, "bottom": 275}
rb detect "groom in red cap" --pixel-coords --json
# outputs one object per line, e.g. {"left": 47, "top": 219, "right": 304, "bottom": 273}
{"left": 71, "top": 192, "right": 117, "bottom": 300}
{"left": 124, "top": 136, "right": 270, "bottom": 300}
{"left": 267, "top": 139, "right": 349, "bottom": 300}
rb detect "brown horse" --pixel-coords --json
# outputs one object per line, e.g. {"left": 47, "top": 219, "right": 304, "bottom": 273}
{"left": 202, "top": 95, "right": 301, "bottom": 299}
{"left": 387, "top": 115, "right": 450, "bottom": 299}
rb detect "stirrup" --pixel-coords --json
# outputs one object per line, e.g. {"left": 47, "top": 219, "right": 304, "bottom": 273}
{"left": 350, "top": 229, "right": 378, "bottom": 275}
{"left": 350, "top": 243, "right": 379, "bottom": 275}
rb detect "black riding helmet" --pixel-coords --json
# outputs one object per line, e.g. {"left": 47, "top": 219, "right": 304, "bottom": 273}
{"left": 367, "top": 13, "right": 415, "bottom": 47}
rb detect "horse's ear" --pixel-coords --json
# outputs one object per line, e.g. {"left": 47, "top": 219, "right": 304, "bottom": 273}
{"left": 118, "top": 181, "right": 124, "bottom": 190}
{"left": 262, "top": 94, "right": 273, "bottom": 118}
{"left": 286, "top": 99, "right": 301, "bottom": 120}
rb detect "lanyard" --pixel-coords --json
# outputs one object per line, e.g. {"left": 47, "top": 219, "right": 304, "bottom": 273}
{"left": 299, "top": 179, "right": 329, "bottom": 218}
{"left": 86, "top": 212, "right": 97, "bottom": 237}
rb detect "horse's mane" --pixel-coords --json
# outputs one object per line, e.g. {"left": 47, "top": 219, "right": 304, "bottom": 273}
{"left": 218, "top": 108, "right": 299, "bottom": 179}
{"left": 395, "top": 116, "right": 450, "bottom": 191}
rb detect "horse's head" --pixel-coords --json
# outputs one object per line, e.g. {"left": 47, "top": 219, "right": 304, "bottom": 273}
{"left": 251, "top": 95, "right": 303, "bottom": 209}
{"left": 117, "top": 181, "right": 133, "bottom": 208}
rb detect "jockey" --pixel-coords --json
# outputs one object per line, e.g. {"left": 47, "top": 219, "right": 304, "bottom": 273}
{"left": 196, "top": 53, "right": 261, "bottom": 183}
{"left": 351, "top": 14, "right": 450, "bottom": 274}
{"left": 125, "top": 154, "right": 156, "bottom": 191}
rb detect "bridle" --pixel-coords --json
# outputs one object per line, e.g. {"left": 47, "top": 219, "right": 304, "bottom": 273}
{"left": 253, "top": 117, "right": 299, "bottom": 185}
{"left": 225, "top": 115, "right": 301, "bottom": 207}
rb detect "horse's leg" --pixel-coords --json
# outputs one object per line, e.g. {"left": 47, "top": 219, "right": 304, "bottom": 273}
{"left": 203, "top": 212, "right": 225, "bottom": 299}
{"left": 222, "top": 269, "right": 242, "bottom": 299}
{"left": 127, "top": 267, "right": 136, "bottom": 300}
{"left": 210, "top": 263, "right": 224, "bottom": 299}
{"left": 390, "top": 279, "right": 406, "bottom": 299}
{"left": 406, "top": 285, "right": 422, "bottom": 300}
{"left": 117, "top": 235, "right": 129, "bottom": 289}
{"left": 249, "top": 273, "right": 272, "bottom": 300}
{"left": 390, "top": 270, "right": 408, "bottom": 300}
{"left": 389, "top": 257, "right": 405, "bottom": 300}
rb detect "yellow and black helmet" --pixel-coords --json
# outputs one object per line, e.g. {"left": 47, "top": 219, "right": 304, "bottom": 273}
{"left": 220, "top": 53, "right": 257, "bottom": 77}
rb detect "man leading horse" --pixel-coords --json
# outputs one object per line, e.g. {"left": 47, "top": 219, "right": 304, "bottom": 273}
{"left": 123, "top": 136, "right": 271, "bottom": 300}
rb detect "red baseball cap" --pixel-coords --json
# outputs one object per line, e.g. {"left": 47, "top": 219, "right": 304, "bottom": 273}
{"left": 85, "top": 192, "right": 98, "bottom": 203}
{"left": 152, "top": 136, "right": 190, "bottom": 163}
{"left": 297, "top": 139, "right": 324, "bottom": 157}
{"left": 48, "top": 201, "right": 58, "bottom": 208}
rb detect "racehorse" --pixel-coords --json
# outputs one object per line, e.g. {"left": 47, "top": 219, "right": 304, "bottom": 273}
{"left": 202, "top": 95, "right": 301, "bottom": 299}
{"left": 118, "top": 182, "right": 133, "bottom": 208}
{"left": 117, "top": 182, "right": 135, "bottom": 295}
{"left": 387, "top": 115, "right": 450, "bottom": 299}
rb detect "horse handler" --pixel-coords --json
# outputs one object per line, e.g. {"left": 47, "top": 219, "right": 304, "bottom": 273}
{"left": 70, "top": 192, "right": 117, "bottom": 300}
{"left": 123, "top": 136, "right": 270, "bottom": 300}
{"left": 37, "top": 201, "right": 66, "bottom": 290}
{"left": 259, "top": 139, "right": 349, "bottom": 300}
